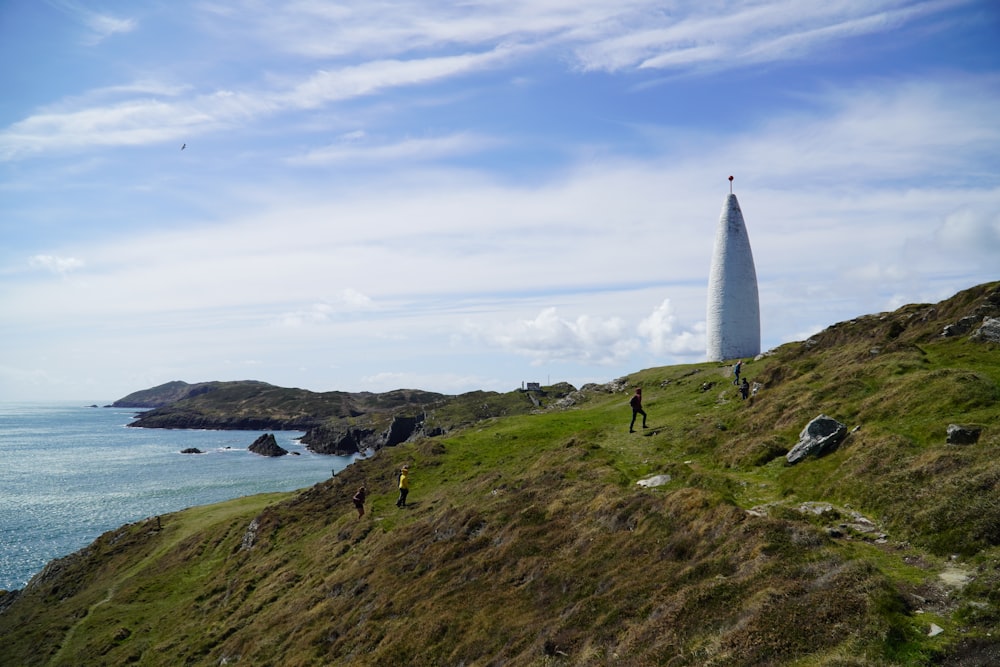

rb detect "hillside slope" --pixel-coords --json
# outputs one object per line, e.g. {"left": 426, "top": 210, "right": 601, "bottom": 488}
{"left": 1, "top": 282, "right": 998, "bottom": 666}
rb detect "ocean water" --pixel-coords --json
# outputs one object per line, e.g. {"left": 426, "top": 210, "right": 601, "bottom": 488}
{"left": 0, "top": 402, "right": 357, "bottom": 591}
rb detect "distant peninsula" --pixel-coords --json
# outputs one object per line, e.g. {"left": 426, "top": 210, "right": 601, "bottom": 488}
{"left": 115, "top": 379, "right": 577, "bottom": 456}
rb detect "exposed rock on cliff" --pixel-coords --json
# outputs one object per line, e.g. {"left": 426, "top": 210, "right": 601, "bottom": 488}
{"left": 300, "top": 425, "right": 376, "bottom": 456}
{"left": 947, "top": 424, "right": 982, "bottom": 445}
{"left": 971, "top": 316, "right": 1000, "bottom": 343}
{"left": 786, "top": 414, "right": 848, "bottom": 465}
{"left": 301, "top": 414, "right": 426, "bottom": 455}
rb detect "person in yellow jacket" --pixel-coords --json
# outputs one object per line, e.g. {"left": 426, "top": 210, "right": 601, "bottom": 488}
{"left": 396, "top": 466, "right": 410, "bottom": 508}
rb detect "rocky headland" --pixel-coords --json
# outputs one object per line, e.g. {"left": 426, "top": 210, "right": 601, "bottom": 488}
{"left": 118, "top": 380, "right": 578, "bottom": 456}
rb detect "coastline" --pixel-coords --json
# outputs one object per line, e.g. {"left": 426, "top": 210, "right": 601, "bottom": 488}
{"left": 0, "top": 402, "right": 356, "bottom": 591}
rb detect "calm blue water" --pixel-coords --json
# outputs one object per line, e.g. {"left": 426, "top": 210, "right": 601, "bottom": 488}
{"left": 0, "top": 403, "right": 357, "bottom": 591}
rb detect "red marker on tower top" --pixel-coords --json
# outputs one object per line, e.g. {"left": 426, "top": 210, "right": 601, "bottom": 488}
{"left": 728, "top": 175, "right": 734, "bottom": 193}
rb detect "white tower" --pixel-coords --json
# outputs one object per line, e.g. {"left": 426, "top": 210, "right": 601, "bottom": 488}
{"left": 706, "top": 180, "right": 760, "bottom": 361}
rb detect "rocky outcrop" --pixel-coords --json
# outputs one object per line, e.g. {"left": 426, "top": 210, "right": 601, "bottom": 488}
{"left": 240, "top": 517, "right": 261, "bottom": 551}
{"left": 384, "top": 414, "right": 424, "bottom": 447}
{"left": 248, "top": 434, "right": 288, "bottom": 457}
{"left": 300, "top": 426, "right": 376, "bottom": 456}
{"left": 302, "top": 415, "right": 427, "bottom": 455}
{"left": 970, "top": 317, "right": 1000, "bottom": 343}
{"left": 941, "top": 315, "right": 981, "bottom": 338}
{"left": 947, "top": 424, "right": 982, "bottom": 446}
{"left": 179, "top": 448, "right": 203, "bottom": 454}
{"left": 786, "top": 415, "right": 848, "bottom": 465}
{"left": 636, "top": 474, "right": 672, "bottom": 488}
{"left": 0, "top": 589, "right": 19, "bottom": 613}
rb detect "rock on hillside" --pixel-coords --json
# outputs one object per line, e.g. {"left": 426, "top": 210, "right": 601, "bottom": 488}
{"left": 785, "top": 414, "right": 847, "bottom": 464}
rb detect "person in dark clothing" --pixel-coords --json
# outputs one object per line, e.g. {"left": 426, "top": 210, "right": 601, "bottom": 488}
{"left": 733, "top": 359, "right": 742, "bottom": 385}
{"left": 351, "top": 484, "right": 368, "bottom": 519}
{"left": 740, "top": 378, "right": 750, "bottom": 400}
{"left": 629, "top": 388, "right": 647, "bottom": 433}
{"left": 352, "top": 485, "right": 366, "bottom": 519}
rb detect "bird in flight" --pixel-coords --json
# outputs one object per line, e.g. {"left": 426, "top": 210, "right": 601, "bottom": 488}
{"left": 181, "top": 143, "right": 186, "bottom": 150}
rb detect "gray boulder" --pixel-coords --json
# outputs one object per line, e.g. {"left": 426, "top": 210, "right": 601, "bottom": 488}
{"left": 248, "top": 433, "right": 288, "bottom": 457}
{"left": 786, "top": 414, "right": 848, "bottom": 465}
{"left": 970, "top": 317, "right": 1000, "bottom": 343}
{"left": 941, "top": 315, "right": 980, "bottom": 338}
{"left": 947, "top": 424, "right": 982, "bottom": 446}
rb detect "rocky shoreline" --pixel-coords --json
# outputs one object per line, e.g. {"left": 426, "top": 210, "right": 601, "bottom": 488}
{"left": 116, "top": 380, "right": 579, "bottom": 457}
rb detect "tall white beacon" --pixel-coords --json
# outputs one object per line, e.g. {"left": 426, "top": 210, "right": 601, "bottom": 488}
{"left": 706, "top": 177, "right": 760, "bottom": 361}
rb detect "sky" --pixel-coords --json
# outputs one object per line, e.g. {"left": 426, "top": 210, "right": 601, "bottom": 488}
{"left": 1, "top": 0, "right": 999, "bottom": 402}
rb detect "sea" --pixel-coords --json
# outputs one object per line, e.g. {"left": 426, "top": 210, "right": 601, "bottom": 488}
{"left": 0, "top": 402, "right": 358, "bottom": 591}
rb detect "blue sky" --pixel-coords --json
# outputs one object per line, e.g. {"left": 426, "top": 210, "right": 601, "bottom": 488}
{"left": 1, "top": 0, "right": 998, "bottom": 402}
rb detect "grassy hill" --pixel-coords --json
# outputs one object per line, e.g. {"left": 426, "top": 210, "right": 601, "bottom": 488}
{"left": 1, "top": 283, "right": 998, "bottom": 666}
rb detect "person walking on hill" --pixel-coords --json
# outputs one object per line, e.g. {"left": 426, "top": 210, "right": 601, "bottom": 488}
{"left": 733, "top": 359, "right": 742, "bottom": 385}
{"left": 396, "top": 466, "right": 410, "bottom": 507}
{"left": 352, "top": 485, "right": 366, "bottom": 519}
{"left": 629, "top": 388, "right": 647, "bottom": 433}
{"left": 740, "top": 378, "right": 750, "bottom": 400}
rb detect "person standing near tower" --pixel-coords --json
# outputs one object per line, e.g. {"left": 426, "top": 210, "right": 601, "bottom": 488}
{"left": 629, "top": 388, "right": 647, "bottom": 433}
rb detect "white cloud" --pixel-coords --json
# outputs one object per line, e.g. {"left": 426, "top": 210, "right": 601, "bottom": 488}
{"left": 288, "top": 132, "right": 500, "bottom": 166}
{"left": 82, "top": 13, "right": 137, "bottom": 44}
{"left": 207, "top": 0, "right": 645, "bottom": 59}
{"left": 219, "top": 0, "right": 963, "bottom": 76}
{"left": 46, "top": 1, "right": 137, "bottom": 45}
{"left": 578, "top": 0, "right": 973, "bottom": 72}
{"left": 935, "top": 208, "right": 1000, "bottom": 256}
{"left": 842, "top": 262, "right": 912, "bottom": 285}
{"left": 467, "top": 307, "right": 639, "bottom": 365}
{"left": 705, "top": 76, "right": 1000, "bottom": 190}
{"left": 273, "top": 289, "right": 375, "bottom": 327}
{"left": 280, "top": 46, "right": 522, "bottom": 109}
{"left": 3, "top": 1, "right": 975, "bottom": 161}
{"left": 28, "top": 254, "right": 84, "bottom": 274}
{"left": 0, "top": 45, "right": 519, "bottom": 159}
{"left": 637, "top": 299, "right": 705, "bottom": 356}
